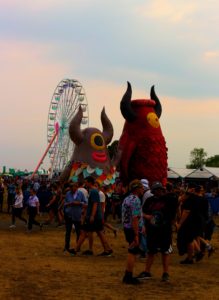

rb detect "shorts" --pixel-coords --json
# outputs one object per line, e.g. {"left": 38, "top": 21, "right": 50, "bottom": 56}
{"left": 177, "top": 222, "right": 200, "bottom": 255}
{"left": 124, "top": 227, "right": 141, "bottom": 255}
{"left": 147, "top": 226, "right": 172, "bottom": 254}
{"left": 81, "top": 218, "right": 103, "bottom": 232}
{"left": 48, "top": 203, "right": 58, "bottom": 214}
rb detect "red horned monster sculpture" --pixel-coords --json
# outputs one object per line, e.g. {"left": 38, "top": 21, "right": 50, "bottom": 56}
{"left": 118, "top": 82, "right": 168, "bottom": 186}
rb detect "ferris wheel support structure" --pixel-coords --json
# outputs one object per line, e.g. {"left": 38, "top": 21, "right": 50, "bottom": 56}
{"left": 32, "top": 79, "right": 89, "bottom": 180}
{"left": 31, "top": 131, "right": 58, "bottom": 179}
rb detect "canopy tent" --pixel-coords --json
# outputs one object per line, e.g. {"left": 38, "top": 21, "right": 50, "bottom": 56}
{"left": 167, "top": 168, "right": 195, "bottom": 179}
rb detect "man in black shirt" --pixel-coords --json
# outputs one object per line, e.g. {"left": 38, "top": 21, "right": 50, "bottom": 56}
{"left": 138, "top": 182, "right": 178, "bottom": 282}
{"left": 176, "top": 184, "right": 208, "bottom": 264}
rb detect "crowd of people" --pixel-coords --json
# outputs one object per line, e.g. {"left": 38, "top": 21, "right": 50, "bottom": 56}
{"left": 0, "top": 175, "right": 218, "bottom": 285}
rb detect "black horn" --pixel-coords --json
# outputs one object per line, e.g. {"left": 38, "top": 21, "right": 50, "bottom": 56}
{"left": 120, "top": 82, "right": 136, "bottom": 122}
{"left": 69, "top": 105, "right": 84, "bottom": 145}
{"left": 101, "top": 107, "right": 114, "bottom": 145}
{"left": 150, "top": 85, "right": 162, "bottom": 118}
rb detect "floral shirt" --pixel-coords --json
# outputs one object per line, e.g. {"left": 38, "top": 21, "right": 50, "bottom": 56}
{"left": 122, "top": 194, "right": 143, "bottom": 230}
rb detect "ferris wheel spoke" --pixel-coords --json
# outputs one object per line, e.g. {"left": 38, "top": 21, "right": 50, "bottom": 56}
{"left": 66, "top": 85, "right": 78, "bottom": 117}
{"left": 65, "top": 82, "right": 73, "bottom": 115}
{"left": 65, "top": 85, "right": 75, "bottom": 119}
{"left": 46, "top": 79, "right": 89, "bottom": 179}
{"left": 67, "top": 87, "right": 85, "bottom": 120}
{"left": 62, "top": 84, "right": 69, "bottom": 117}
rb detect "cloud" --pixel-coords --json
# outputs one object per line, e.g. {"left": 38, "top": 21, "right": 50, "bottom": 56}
{"left": 135, "top": 0, "right": 197, "bottom": 23}
{"left": 1, "top": 0, "right": 219, "bottom": 171}
{"left": 0, "top": 0, "right": 93, "bottom": 12}
{"left": 204, "top": 51, "right": 219, "bottom": 60}
{"left": 0, "top": 39, "right": 70, "bottom": 169}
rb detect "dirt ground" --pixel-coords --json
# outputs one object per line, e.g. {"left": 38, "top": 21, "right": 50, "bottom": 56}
{"left": 0, "top": 210, "right": 219, "bottom": 300}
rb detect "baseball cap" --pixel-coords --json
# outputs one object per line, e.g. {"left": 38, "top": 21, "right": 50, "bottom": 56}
{"left": 141, "top": 179, "right": 149, "bottom": 190}
{"left": 151, "top": 181, "right": 165, "bottom": 192}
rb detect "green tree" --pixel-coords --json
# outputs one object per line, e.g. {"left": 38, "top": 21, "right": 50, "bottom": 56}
{"left": 186, "top": 147, "right": 207, "bottom": 169}
{"left": 205, "top": 155, "right": 219, "bottom": 167}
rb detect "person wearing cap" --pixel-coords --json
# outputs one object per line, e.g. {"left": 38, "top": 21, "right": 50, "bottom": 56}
{"left": 138, "top": 181, "right": 178, "bottom": 282}
{"left": 122, "top": 179, "right": 144, "bottom": 285}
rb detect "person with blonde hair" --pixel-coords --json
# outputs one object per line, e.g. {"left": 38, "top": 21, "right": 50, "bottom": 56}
{"left": 9, "top": 186, "right": 27, "bottom": 228}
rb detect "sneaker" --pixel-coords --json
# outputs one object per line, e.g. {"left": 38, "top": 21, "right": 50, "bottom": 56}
{"left": 122, "top": 276, "right": 141, "bottom": 285}
{"left": 97, "top": 249, "right": 113, "bottom": 257}
{"left": 208, "top": 246, "right": 215, "bottom": 258}
{"left": 161, "top": 272, "right": 170, "bottom": 282}
{"left": 68, "top": 248, "right": 76, "bottom": 255}
{"left": 82, "top": 250, "right": 93, "bottom": 256}
{"left": 180, "top": 258, "right": 194, "bottom": 264}
{"left": 195, "top": 251, "right": 204, "bottom": 262}
{"left": 137, "top": 271, "right": 152, "bottom": 280}
{"left": 9, "top": 224, "right": 16, "bottom": 229}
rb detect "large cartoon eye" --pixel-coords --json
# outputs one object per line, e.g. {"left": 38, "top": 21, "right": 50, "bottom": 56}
{"left": 146, "top": 112, "right": 160, "bottom": 128}
{"left": 90, "top": 133, "right": 105, "bottom": 150}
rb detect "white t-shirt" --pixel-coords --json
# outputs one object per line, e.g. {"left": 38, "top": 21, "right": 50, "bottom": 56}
{"left": 14, "top": 194, "right": 23, "bottom": 208}
{"left": 78, "top": 187, "right": 89, "bottom": 201}
{"left": 142, "top": 190, "right": 153, "bottom": 206}
{"left": 99, "top": 190, "right": 106, "bottom": 203}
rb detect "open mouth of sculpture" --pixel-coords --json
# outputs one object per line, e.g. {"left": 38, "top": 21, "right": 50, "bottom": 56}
{"left": 92, "top": 152, "right": 107, "bottom": 162}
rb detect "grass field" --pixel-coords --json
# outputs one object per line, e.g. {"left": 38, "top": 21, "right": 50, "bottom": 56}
{"left": 0, "top": 209, "right": 219, "bottom": 300}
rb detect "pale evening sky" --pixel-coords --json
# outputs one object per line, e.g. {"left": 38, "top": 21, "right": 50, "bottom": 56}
{"left": 0, "top": 0, "right": 219, "bottom": 171}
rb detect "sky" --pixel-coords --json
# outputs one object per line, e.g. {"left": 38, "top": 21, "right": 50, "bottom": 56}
{"left": 0, "top": 0, "right": 219, "bottom": 172}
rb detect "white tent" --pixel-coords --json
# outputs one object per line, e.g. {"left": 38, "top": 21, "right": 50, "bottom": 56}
{"left": 168, "top": 168, "right": 195, "bottom": 179}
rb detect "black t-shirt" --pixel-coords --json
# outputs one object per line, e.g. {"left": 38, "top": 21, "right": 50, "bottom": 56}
{"left": 143, "top": 193, "right": 178, "bottom": 227}
{"left": 182, "top": 193, "right": 208, "bottom": 225}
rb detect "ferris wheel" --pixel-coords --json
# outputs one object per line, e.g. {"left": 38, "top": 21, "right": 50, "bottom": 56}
{"left": 46, "top": 79, "right": 89, "bottom": 178}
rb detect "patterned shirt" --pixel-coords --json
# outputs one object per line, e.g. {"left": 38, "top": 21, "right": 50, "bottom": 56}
{"left": 28, "top": 195, "right": 39, "bottom": 207}
{"left": 122, "top": 193, "right": 143, "bottom": 230}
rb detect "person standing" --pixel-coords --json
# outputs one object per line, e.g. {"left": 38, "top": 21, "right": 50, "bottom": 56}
{"left": 7, "top": 180, "right": 16, "bottom": 214}
{"left": 122, "top": 179, "right": 144, "bottom": 285}
{"left": 138, "top": 182, "right": 178, "bottom": 282}
{"left": 176, "top": 184, "right": 209, "bottom": 264}
{"left": 27, "top": 187, "right": 42, "bottom": 232}
{"left": 0, "top": 179, "right": 4, "bottom": 212}
{"left": 44, "top": 184, "right": 61, "bottom": 226}
{"left": 73, "top": 176, "right": 113, "bottom": 256}
{"left": 9, "top": 187, "right": 27, "bottom": 228}
{"left": 63, "top": 182, "right": 87, "bottom": 252}
{"left": 111, "top": 181, "right": 124, "bottom": 221}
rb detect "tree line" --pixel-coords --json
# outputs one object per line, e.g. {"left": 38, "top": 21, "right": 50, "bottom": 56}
{"left": 186, "top": 148, "right": 219, "bottom": 169}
